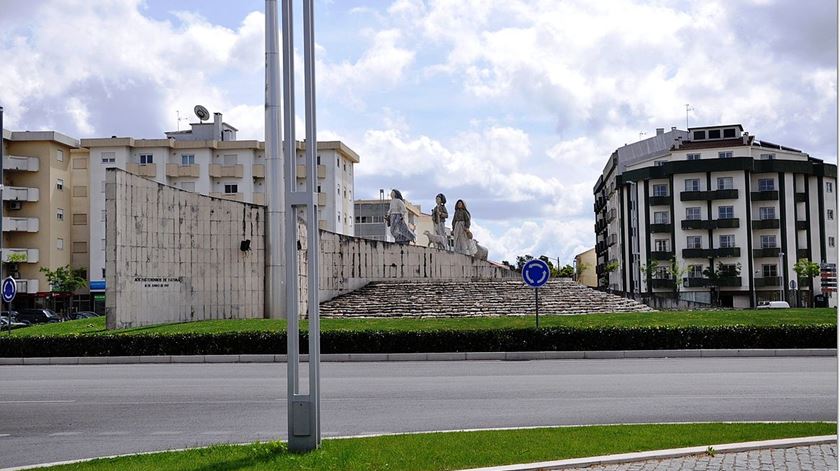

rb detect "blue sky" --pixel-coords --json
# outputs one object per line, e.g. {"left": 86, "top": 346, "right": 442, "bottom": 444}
{"left": 0, "top": 0, "right": 836, "bottom": 263}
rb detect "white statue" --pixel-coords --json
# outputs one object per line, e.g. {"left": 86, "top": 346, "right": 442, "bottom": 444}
{"left": 431, "top": 193, "right": 448, "bottom": 245}
{"left": 423, "top": 230, "right": 447, "bottom": 250}
{"left": 386, "top": 189, "right": 415, "bottom": 245}
{"left": 451, "top": 199, "right": 473, "bottom": 255}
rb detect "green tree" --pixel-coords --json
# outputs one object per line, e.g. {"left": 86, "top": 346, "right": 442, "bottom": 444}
{"left": 40, "top": 265, "right": 87, "bottom": 318}
{"left": 558, "top": 264, "right": 575, "bottom": 278}
{"left": 702, "top": 262, "right": 741, "bottom": 306}
{"left": 574, "top": 261, "right": 590, "bottom": 279}
{"left": 666, "top": 258, "right": 686, "bottom": 300}
{"left": 600, "top": 260, "right": 620, "bottom": 287}
{"left": 515, "top": 255, "right": 534, "bottom": 272}
{"left": 793, "top": 258, "right": 820, "bottom": 282}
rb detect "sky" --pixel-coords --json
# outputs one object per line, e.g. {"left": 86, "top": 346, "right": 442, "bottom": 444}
{"left": 0, "top": 0, "right": 836, "bottom": 264}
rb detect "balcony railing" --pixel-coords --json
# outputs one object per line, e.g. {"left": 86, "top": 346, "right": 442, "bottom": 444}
{"left": 210, "top": 192, "right": 244, "bottom": 202}
{"left": 166, "top": 164, "right": 200, "bottom": 178}
{"left": 209, "top": 164, "right": 244, "bottom": 178}
{"left": 755, "top": 276, "right": 781, "bottom": 288}
{"left": 3, "top": 155, "right": 39, "bottom": 172}
{"left": 15, "top": 279, "right": 39, "bottom": 294}
{"left": 750, "top": 190, "right": 778, "bottom": 201}
{"left": 681, "top": 219, "right": 712, "bottom": 230}
{"left": 684, "top": 277, "right": 709, "bottom": 288}
{"left": 680, "top": 189, "right": 739, "bottom": 201}
{"left": 296, "top": 164, "right": 327, "bottom": 180}
{"left": 797, "top": 249, "right": 810, "bottom": 260}
{"left": 650, "top": 251, "right": 674, "bottom": 261}
{"left": 713, "top": 218, "right": 740, "bottom": 229}
{"left": 795, "top": 192, "right": 807, "bottom": 203}
{"left": 252, "top": 164, "right": 265, "bottom": 178}
{"left": 751, "top": 219, "right": 780, "bottom": 230}
{"left": 649, "top": 195, "right": 670, "bottom": 206}
{"left": 2, "top": 217, "right": 39, "bottom": 232}
{"left": 649, "top": 223, "right": 673, "bottom": 233}
{"left": 1, "top": 248, "right": 39, "bottom": 263}
{"left": 2, "top": 187, "right": 39, "bottom": 202}
{"left": 715, "top": 247, "right": 741, "bottom": 258}
{"left": 753, "top": 247, "right": 781, "bottom": 258}
{"left": 685, "top": 247, "right": 742, "bottom": 258}
{"left": 650, "top": 278, "right": 676, "bottom": 289}
{"left": 717, "top": 276, "right": 742, "bottom": 287}
{"left": 795, "top": 220, "right": 808, "bottom": 231}
{"left": 127, "top": 163, "right": 157, "bottom": 177}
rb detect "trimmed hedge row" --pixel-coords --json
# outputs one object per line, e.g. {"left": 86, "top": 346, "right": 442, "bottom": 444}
{"left": 0, "top": 325, "right": 835, "bottom": 357}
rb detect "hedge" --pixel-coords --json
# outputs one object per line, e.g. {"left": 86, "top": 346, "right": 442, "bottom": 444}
{"left": 0, "top": 325, "right": 834, "bottom": 357}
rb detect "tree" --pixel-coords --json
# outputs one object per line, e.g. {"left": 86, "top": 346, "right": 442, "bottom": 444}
{"left": 600, "top": 260, "right": 620, "bottom": 288}
{"left": 575, "top": 261, "right": 590, "bottom": 280}
{"left": 558, "top": 264, "right": 575, "bottom": 278}
{"left": 40, "top": 265, "right": 87, "bottom": 318}
{"left": 666, "top": 258, "right": 686, "bottom": 300}
{"left": 702, "top": 262, "right": 741, "bottom": 306}
{"left": 793, "top": 259, "right": 821, "bottom": 307}
{"left": 515, "top": 255, "right": 534, "bottom": 272}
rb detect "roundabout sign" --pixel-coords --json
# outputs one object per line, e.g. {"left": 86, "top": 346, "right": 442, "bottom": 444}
{"left": 522, "top": 259, "right": 551, "bottom": 327}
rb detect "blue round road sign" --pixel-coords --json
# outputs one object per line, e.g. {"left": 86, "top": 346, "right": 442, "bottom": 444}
{"left": 2, "top": 277, "right": 16, "bottom": 303}
{"left": 522, "top": 259, "right": 550, "bottom": 288}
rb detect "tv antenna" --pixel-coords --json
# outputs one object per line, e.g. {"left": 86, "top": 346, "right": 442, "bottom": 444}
{"left": 685, "top": 104, "right": 694, "bottom": 129}
{"left": 194, "top": 105, "right": 210, "bottom": 122}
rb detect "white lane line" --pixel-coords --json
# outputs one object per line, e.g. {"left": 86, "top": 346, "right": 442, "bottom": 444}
{"left": 149, "top": 431, "right": 183, "bottom": 436}
{"left": 96, "top": 431, "right": 131, "bottom": 436}
{"left": 49, "top": 432, "right": 81, "bottom": 436}
{"left": 0, "top": 433, "right": 10, "bottom": 438}
{"left": 200, "top": 431, "right": 233, "bottom": 436}
{"left": 0, "top": 400, "right": 75, "bottom": 404}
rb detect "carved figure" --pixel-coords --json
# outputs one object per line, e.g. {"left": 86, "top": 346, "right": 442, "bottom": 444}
{"left": 472, "top": 240, "right": 488, "bottom": 261}
{"left": 423, "top": 230, "right": 447, "bottom": 250}
{"left": 386, "top": 189, "right": 416, "bottom": 245}
{"left": 431, "top": 193, "right": 448, "bottom": 244}
{"left": 451, "top": 199, "right": 473, "bottom": 255}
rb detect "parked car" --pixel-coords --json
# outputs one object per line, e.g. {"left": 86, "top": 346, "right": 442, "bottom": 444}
{"left": 757, "top": 301, "right": 790, "bottom": 309}
{"left": 16, "top": 309, "right": 61, "bottom": 324}
{"left": 0, "top": 317, "right": 29, "bottom": 330}
{"left": 70, "top": 311, "right": 100, "bottom": 320}
{"left": 1, "top": 311, "right": 20, "bottom": 321}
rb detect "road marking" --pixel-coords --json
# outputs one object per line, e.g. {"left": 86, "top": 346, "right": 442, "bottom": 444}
{"left": 150, "top": 431, "right": 183, "bottom": 435}
{"left": 96, "top": 431, "right": 131, "bottom": 436}
{"left": 49, "top": 432, "right": 81, "bottom": 436}
{"left": 201, "top": 431, "right": 232, "bottom": 435}
{"left": 0, "top": 400, "right": 75, "bottom": 404}
{"left": 0, "top": 433, "right": 10, "bottom": 438}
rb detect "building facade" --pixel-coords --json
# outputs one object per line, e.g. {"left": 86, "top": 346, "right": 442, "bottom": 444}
{"left": 354, "top": 197, "right": 433, "bottom": 246}
{"left": 594, "top": 124, "right": 837, "bottom": 308}
{"left": 573, "top": 247, "right": 597, "bottom": 287}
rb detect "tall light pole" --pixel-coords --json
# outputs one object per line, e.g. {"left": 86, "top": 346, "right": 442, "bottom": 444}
{"left": 266, "top": 0, "right": 286, "bottom": 319}
{"left": 779, "top": 251, "right": 785, "bottom": 302}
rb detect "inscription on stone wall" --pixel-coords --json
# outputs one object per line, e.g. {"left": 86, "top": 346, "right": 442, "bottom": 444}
{"left": 134, "top": 277, "right": 182, "bottom": 288}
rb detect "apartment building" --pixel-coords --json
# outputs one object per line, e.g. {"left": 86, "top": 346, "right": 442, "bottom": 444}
{"left": 0, "top": 130, "right": 79, "bottom": 303}
{"left": 354, "top": 196, "right": 434, "bottom": 247}
{"left": 594, "top": 124, "right": 837, "bottom": 308}
{"left": 77, "top": 113, "right": 359, "bottom": 299}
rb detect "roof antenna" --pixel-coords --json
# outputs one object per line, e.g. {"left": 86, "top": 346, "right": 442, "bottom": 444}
{"left": 685, "top": 104, "right": 694, "bottom": 129}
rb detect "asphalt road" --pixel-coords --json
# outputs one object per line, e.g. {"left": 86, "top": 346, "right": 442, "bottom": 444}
{"left": 0, "top": 357, "right": 835, "bottom": 468}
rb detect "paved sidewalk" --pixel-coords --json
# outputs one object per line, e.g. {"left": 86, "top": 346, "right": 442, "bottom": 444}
{"left": 567, "top": 444, "right": 837, "bottom": 470}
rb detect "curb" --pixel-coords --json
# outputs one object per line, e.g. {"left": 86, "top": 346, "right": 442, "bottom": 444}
{"left": 0, "top": 349, "right": 834, "bottom": 365}
{"left": 458, "top": 435, "right": 838, "bottom": 470}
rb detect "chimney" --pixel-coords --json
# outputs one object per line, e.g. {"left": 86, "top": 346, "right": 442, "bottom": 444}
{"left": 213, "top": 112, "right": 223, "bottom": 140}
{"left": 671, "top": 126, "right": 677, "bottom": 131}
{"left": 742, "top": 131, "right": 750, "bottom": 145}
{"left": 656, "top": 128, "right": 664, "bottom": 136}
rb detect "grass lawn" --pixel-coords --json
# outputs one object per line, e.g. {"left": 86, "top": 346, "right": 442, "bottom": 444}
{"left": 45, "top": 422, "right": 836, "bottom": 471}
{"left": 6, "top": 308, "right": 836, "bottom": 338}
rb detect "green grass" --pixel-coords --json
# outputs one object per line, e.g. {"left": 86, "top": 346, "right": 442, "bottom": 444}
{"left": 45, "top": 422, "right": 836, "bottom": 471}
{"left": 8, "top": 308, "right": 836, "bottom": 338}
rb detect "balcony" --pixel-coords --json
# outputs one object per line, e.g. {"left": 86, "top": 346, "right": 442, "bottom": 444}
{"left": 795, "top": 220, "right": 808, "bottom": 231}
{"left": 210, "top": 192, "right": 243, "bottom": 202}
{"left": 797, "top": 249, "right": 810, "bottom": 260}
{"left": 252, "top": 164, "right": 265, "bottom": 179}
{"left": 127, "top": 163, "right": 157, "bottom": 177}
{"left": 1, "top": 248, "right": 39, "bottom": 263}
{"left": 715, "top": 247, "right": 741, "bottom": 258}
{"left": 15, "top": 279, "right": 39, "bottom": 294}
{"left": 650, "top": 278, "right": 676, "bottom": 289}
{"left": 713, "top": 218, "right": 740, "bottom": 229}
{"left": 3, "top": 187, "right": 39, "bottom": 202}
{"left": 681, "top": 219, "right": 712, "bottom": 230}
{"left": 649, "top": 223, "right": 673, "bottom": 233}
{"left": 684, "top": 247, "right": 741, "bottom": 258}
{"left": 3, "top": 155, "right": 39, "bottom": 172}
{"left": 317, "top": 192, "right": 327, "bottom": 206}
{"left": 650, "top": 251, "right": 674, "bottom": 261}
{"left": 2, "top": 217, "right": 39, "bottom": 232}
{"left": 684, "top": 277, "right": 709, "bottom": 288}
{"left": 795, "top": 192, "right": 807, "bottom": 203}
{"left": 717, "top": 276, "right": 742, "bottom": 287}
{"left": 755, "top": 276, "right": 781, "bottom": 288}
{"left": 750, "top": 190, "right": 778, "bottom": 201}
{"left": 166, "top": 164, "right": 200, "bottom": 178}
{"left": 296, "top": 164, "right": 327, "bottom": 180}
{"left": 680, "top": 189, "right": 739, "bottom": 201}
{"left": 210, "top": 164, "right": 244, "bottom": 178}
{"left": 595, "top": 219, "right": 607, "bottom": 233}
{"left": 753, "top": 247, "right": 781, "bottom": 258}
{"left": 252, "top": 192, "right": 266, "bottom": 205}
{"left": 649, "top": 195, "right": 670, "bottom": 206}
{"left": 751, "top": 219, "right": 780, "bottom": 230}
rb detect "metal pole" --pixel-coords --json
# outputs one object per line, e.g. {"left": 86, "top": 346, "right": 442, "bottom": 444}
{"left": 535, "top": 288, "right": 540, "bottom": 328}
{"left": 1, "top": 107, "right": 4, "bottom": 296}
{"left": 779, "top": 252, "right": 784, "bottom": 302}
{"left": 265, "top": 0, "right": 286, "bottom": 320}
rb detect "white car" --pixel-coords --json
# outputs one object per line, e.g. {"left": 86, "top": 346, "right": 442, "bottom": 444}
{"left": 757, "top": 301, "right": 791, "bottom": 309}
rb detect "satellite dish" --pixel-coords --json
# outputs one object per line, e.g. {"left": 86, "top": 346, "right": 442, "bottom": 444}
{"left": 194, "top": 105, "right": 210, "bottom": 122}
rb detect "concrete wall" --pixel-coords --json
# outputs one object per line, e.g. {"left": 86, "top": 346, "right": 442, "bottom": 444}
{"left": 105, "top": 169, "right": 265, "bottom": 328}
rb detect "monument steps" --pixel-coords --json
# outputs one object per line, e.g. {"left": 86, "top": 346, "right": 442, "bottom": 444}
{"left": 320, "top": 279, "right": 653, "bottom": 317}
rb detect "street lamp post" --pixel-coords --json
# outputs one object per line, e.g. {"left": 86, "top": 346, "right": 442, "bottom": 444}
{"left": 778, "top": 251, "right": 785, "bottom": 302}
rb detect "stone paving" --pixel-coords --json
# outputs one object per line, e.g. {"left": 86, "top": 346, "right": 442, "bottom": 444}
{"left": 320, "top": 279, "right": 653, "bottom": 317}
{"left": 566, "top": 444, "right": 837, "bottom": 470}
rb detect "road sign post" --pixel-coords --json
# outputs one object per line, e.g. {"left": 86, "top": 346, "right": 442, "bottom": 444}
{"left": 522, "top": 259, "right": 550, "bottom": 328}
{"left": 3, "top": 276, "right": 16, "bottom": 336}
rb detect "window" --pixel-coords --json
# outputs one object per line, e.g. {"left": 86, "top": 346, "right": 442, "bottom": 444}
{"left": 686, "top": 236, "right": 702, "bottom": 249}
{"left": 337, "top": 213, "right": 341, "bottom": 222}
{"left": 719, "top": 234, "right": 735, "bottom": 248}
{"left": 337, "top": 157, "right": 340, "bottom": 167}
{"left": 688, "top": 264, "right": 704, "bottom": 278}
{"left": 827, "top": 182, "right": 834, "bottom": 193}
{"left": 652, "top": 184, "right": 668, "bottom": 197}
{"left": 223, "top": 154, "right": 238, "bottom": 165}
{"left": 708, "top": 129, "right": 721, "bottom": 139}
{"left": 56, "top": 178, "right": 64, "bottom": 191}
{"left": 684, "top": 178, "right": 700, "bottom": 191}
{"left": 101, "top": 152, "right": 116, "bottom": 164}
{"left": 718, "top": 151, "right": 733, "bottom": 159}
{"left": 316, "top": 154, "right": 321, "bottom": 165}
{"left": 830, "top": 237, "right": 836, "bottom": 248}
{"left": 762, "top": 264, "right": 778, "bottom": 278}
{"left": 757, "top": 178, "right": 775, "bottom": 191}
{"left": 723, "top": 128, "right": 736, "bottom": 138}
{"left": 759, "top": 207, "right": 776, "bottom": 220}
{"left": 760, "top": 235, "right": 777, "bottom": 249}
{"left": 317, "top": 185, "right": 322, "bottom": 193}
{"left": 655, "top": 266, "right": 670, "bottom": 279}
{"left": 72, "top": 213, "right": 87, "bottom": 225}
{"left": 653, "top": 211, "right": 669, "bottom": 224}
{"left": 73, "top": 158, "right": 88, "bottom": 169}
{"left": 828, "top": 209, "right": 835, "bottom": 220}
{"left": 140, "top": 154, "right": 153, "bottom": 165}
{"left": 181, "top": 154, "right": 195, "bottom": 166}
{"left": 654, "top": 160, "right": 667, "bottom": 167}
{"left": 654, "top": 239, "right": 670, "bottom": 252}
{"left": 180, "top": 182, "right": 195, "bottom": 192}
{"left": 716, "top": 177, "right": 734, "bottom": 190}
{"left": 693, "top": 130, "right": 706, "bottom": 140}
{"left": 686, "top": 207, "right": 701, "bottom": 220}
{"left": 718, "top": 206, "right": 734, "bottom": 219}
{"left": 687, "top": 153, "right": 701, "bottom": 161}
{"left": 56, "top": 208, "right": 64, "bottom": 221}
{"left": 224, "top": 184, "right": 238, "bottom": 194}
{"left": 759, "top": 153, "right": 776, "bottom": 160}
{"left": 56, "top": 149, "right": 64, "bottom": 162}
{"left": 57, "top": 238, "right": 64, "bottom": 250}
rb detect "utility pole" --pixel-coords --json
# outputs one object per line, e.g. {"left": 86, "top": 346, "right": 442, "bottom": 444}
{"left": 685, "top": 104, "right": 693, "bottom": 129}
{"left": 1, "top": 107, "right": 4, "bottom": 285}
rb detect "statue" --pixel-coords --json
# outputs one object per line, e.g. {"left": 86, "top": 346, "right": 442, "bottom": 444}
{"left": 472, "top": 239, "right": 488, "bottom": 260}
{"left": 431, "top": 193, "right": 448, "bottom": 247}
{"left": 423, "top": 230, "right": 447, "bottom": 250}
{"left": 451, "top": 199, "right": 473, "bottom": 255}
{"left": 386, "top": 189, "right": 416, "bottom": 245}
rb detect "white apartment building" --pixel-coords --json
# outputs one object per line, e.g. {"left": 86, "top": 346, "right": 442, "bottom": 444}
{"left": 78, "top": 113, "right": 358, "bottom": 292}
{"left": 594, "top": 124, "right": 837, "bottom": 308}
